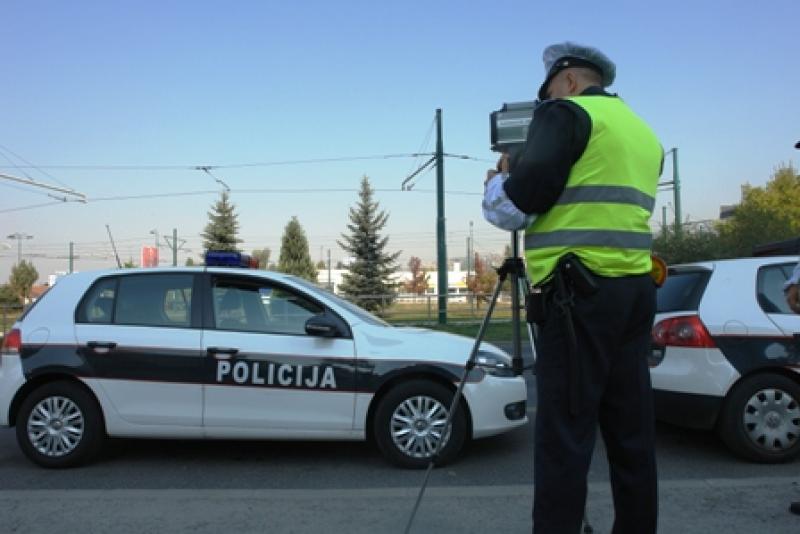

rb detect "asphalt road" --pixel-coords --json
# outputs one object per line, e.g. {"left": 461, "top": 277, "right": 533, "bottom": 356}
{"left": 1, "top": 350, "right": 798, "bottom": 532}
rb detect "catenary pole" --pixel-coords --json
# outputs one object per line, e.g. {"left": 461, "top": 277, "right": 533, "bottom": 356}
{"left": 435, "top": 109, "right": 447, "bottom": 324}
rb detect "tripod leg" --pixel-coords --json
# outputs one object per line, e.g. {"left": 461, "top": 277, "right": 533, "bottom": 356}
{"left": 404, "top": 272, "right": 508, "bottom": 534}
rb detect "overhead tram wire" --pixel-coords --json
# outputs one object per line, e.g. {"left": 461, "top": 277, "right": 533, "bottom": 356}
{"left": 0, "top": 186, "right": 484, "bottom": 214}
{"left": 0, "top": 153, "right": 441, "bottom": 172}
{"left": 0, "top": 144, "right": 76, "bottom": 190}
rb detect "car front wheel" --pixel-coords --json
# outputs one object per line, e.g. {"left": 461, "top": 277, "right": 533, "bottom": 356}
{"left": 16, "top": 381, "right": 105, "bottom": 468}
{"left": 373, "top": 380, "right": 467, "bottom": 469}
{"left": 718, "top": 373, "right": 800, "bottom": 463}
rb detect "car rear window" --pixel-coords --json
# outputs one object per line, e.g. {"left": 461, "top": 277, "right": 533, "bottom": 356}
{"left": 656, "top": 268, "right": 711, "bottom": 313}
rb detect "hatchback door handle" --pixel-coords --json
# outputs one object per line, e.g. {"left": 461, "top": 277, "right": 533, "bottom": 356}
{"left": 86, "top": 341, "right": 117, "bottom": 353}
{"left": 207, "top": 347, "right": 239, "bottom": 359}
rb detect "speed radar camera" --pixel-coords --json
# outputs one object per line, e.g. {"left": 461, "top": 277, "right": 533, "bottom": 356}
{"left": 490, "top": 100, "right": 538, "bottom": 153}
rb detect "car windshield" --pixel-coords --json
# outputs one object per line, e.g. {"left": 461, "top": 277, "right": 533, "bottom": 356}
{"left": 657, "top": 267, "right": 712, "bottom": 313}
{"left": 287, "top": 277, "right": 391, "bottom": 327}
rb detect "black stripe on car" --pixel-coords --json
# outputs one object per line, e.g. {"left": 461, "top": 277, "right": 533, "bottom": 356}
{"left": 19, "top": 343, "right": 484, "bottom": 394}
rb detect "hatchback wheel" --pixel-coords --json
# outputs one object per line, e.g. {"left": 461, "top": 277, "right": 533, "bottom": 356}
{"left": 373, "top": 380, "right": 467, "bottom": 469}
{"left": 16, "top": 381, "right": 105, "bottom": 468}
{"left": 718, "top": 373, "right": 800, "bottom": 463}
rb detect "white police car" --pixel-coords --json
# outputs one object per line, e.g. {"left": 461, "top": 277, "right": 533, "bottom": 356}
{"left": 650, "top": 256, "right": 800, "bottom": 462}
{"left": 0, "top": 252, "right": 527, "bottom": 469}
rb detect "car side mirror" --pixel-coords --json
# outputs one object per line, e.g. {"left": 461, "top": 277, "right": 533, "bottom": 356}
{"left": 305, "top": 314, "right": 341, "bottom": 338}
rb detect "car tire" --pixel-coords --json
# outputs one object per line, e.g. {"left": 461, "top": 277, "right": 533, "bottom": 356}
{"left": 373, "top": 380, "right": 467, "bottom": 469}
{"left": 16, "top": 381, "right": 105, "bottom": 468}
{"left": 718, "top": 373, "right": 800, "bottom": 463}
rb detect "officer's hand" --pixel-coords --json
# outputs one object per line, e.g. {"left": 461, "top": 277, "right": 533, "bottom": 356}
{"left": 787, "top": 284, "right": 800, "bottom": 314}
{"left": 497, "top": 153, "right": 510, "bottom": 174}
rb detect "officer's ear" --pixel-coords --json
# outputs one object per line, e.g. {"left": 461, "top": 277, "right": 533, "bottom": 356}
{"left": 565, "top": 70, "right": 580, "bottom": 96}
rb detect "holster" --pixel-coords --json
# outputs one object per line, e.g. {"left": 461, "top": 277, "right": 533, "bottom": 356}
{"left": 532, "top": 253, "right": 599, "bottom": 417}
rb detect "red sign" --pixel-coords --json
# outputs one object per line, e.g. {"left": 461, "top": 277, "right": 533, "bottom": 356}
{"left": 141, "top": 246, "right": 159, "bottom": 268}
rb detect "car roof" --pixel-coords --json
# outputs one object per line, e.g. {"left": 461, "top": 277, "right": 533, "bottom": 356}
{"left": 61, "top": 266, "right": 298, "bottom": 283}
{"left": 668, "top": 255, "right": 798, "bottom": 271}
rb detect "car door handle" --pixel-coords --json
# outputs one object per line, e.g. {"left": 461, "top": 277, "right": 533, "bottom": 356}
{"left": 207, "top": 347, "right": 239, "bottom": 359}
{"left": 86, "top": 341, "right": 117, "bottom": 354}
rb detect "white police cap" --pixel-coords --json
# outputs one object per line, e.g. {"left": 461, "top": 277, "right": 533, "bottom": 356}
{"left": 538, "top": 42, "right": 616, "bottom": 100}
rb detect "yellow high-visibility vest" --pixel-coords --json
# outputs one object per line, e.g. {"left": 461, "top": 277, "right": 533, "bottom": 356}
{"left": 524, "top": 95, "right": 662, "bottom": 284}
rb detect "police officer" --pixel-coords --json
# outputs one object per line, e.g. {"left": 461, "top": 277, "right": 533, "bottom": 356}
{"left": 483, "top": 42, "right": 661, "bottom": 533}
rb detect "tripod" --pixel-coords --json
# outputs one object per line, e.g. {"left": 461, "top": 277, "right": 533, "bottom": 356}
{"left": 403, "top": 231, "right": 594, "bottom": 534}
{"left": 403, "top": 230, "right": 536, "bottom": 533}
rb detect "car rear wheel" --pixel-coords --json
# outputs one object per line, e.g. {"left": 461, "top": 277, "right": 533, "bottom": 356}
{"left": 373, "top": 380, "right": 467, "bottom": 469}
{"left": 718, "top": 373, "right": 800, "bottom": 463}
{"left": 16, "top": 381, "right": 105, "bottom": 468}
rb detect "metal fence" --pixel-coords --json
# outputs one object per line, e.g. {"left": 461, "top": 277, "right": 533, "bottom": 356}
{"left": 347, "top": 292, "right": 515, "bottom": 323}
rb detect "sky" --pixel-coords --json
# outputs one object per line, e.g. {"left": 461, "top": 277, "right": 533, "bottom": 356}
{"left": 2, "top": 0, "right": 799, "bottom": 283}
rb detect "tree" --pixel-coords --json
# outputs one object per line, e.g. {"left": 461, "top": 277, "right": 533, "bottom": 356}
{"left": 466, "top": 253, "right": 497, "bottom": 308}
{"left": 251, "top": 248, "right": 271, "bottom": 270}
{"left": 8, "top": 260, "right": 38, "bottom": 304}
{"left": 185, "top": 257, "right": 195, "bottom": 266}
{"left": 201, "top": 191, "right": 241, "bottom": 252}
{"left": 0, "top": 284, "right": 17, "bottom": 306}
{"left": 403, "top": 256, "right": 429, "bottom": 295}
{"left": 717, "top": 164, "right": 800, "bottom": 257}
{"left": 652, "top": 224, "right": 726, "bottom": 265}
{"left": 316, "top": 260, "right": 326, "bottom": 269}
{"left": 277, "top": 217, "right": 318, "bottom": 282}
{"left": 337, "top": 176, "right": 401, "bottom": 313}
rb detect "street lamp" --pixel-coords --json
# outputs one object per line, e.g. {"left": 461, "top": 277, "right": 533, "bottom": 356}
{"left": 7, "top": 233, "right": 33, "bottom": 263}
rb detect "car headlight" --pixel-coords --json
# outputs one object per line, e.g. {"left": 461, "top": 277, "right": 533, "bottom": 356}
{"left": 475, "top": 351, "right": 515, "bottom": 377}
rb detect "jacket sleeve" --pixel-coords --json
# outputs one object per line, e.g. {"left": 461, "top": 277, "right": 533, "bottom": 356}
{"left": 502, "top": 100, "right": 589, "bottom": 215}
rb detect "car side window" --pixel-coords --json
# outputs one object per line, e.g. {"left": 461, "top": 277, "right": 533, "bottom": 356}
{"left": 77, "top": 278, "right": 118, "bottom": 324}
{"left": 213, "top": 279, "right": 323, "bottom": 335}
{"left": 756, "top": 264, "right": 793, "bottom": 315}
{"left": 114, "top": 274, "right": 194, "bottom": 327}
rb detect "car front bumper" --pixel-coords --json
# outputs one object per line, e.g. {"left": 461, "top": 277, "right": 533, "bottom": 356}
{"left": 464, "top": 374, "right": 528, "bottom": 439}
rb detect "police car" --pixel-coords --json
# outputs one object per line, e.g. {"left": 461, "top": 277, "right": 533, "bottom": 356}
{"left": 650, "top": 256, "right": 800, "bottom": 463}
{"left": 0, "top": 252, "right": 527, "bottom": 469}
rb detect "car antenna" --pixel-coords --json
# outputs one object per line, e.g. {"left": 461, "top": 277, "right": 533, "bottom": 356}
{"left": 105, "top": 224, "right": 123, "bottom": 268}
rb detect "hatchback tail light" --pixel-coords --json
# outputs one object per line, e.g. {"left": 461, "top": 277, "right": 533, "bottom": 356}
{"left": 1, "top": 328, "right": 21, "bottom": 357}
{"left": 652, "top": 315, "right": 716, "bottom": 348}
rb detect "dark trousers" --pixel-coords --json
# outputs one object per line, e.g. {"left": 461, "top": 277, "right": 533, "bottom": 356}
{"left": 533, "top": 273, "right": 658, "bottom": 534}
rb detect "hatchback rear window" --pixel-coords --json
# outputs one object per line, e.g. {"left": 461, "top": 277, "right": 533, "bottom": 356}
{"left": 656, "top": 268, "right": 711, "bottom": 313}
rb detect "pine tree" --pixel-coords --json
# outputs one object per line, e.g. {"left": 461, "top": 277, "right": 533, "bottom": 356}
{"left": 201, "top": 191, "right": 241, "bottom": 252}
{"left": 277, "top": 217, "right": 318, "bottom": 282}
{"left": 337, "top": 176, "right": 401, "bottom": 313}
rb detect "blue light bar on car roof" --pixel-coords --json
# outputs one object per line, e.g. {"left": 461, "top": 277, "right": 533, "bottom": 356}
{"left": 204, "top": 251, "right": 259, "bottom": 268}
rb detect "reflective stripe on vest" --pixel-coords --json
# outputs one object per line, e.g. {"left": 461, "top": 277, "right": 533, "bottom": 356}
{"left": 524, "top": 230, "right": 653, "bottom": 250}
{"left": 555, "top": 185, "right": 655, "bottom": 212}
{"left": 523, "top": 95, "right": 662, "bottom": 284}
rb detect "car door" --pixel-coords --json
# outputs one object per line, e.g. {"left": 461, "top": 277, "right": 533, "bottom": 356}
{"left": 74, "top": 272, "right": 204, "bottom": 430}
{"left": 201, "top": 274, "right": 357, "bottom": 435}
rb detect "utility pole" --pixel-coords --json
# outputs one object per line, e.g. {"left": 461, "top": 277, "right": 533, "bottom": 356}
{"left": 660, "top": 148, "right": 682, "bottom": 235}
{"left": 164, "top": 228, "right": 187, "bottom": 267}
{"left": 671, "top": 148, "right": 681, "bottom": 235}
{"left": 69, "top": 242, "right": 74, "bottom": 273}
{"left": 105, "top": 225, "right": 122, "bottom": 268}
{"left": 327, "top": 249, "right": 332, "bottom": 291}
{"left": 662, "top": 206, "right": 667, "bottom": 238}
{"left": 7, "top": 233, "right": 33, "bottom": 263}
{"left": 435, "top": 108, "right": 447, "bottom": 324}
